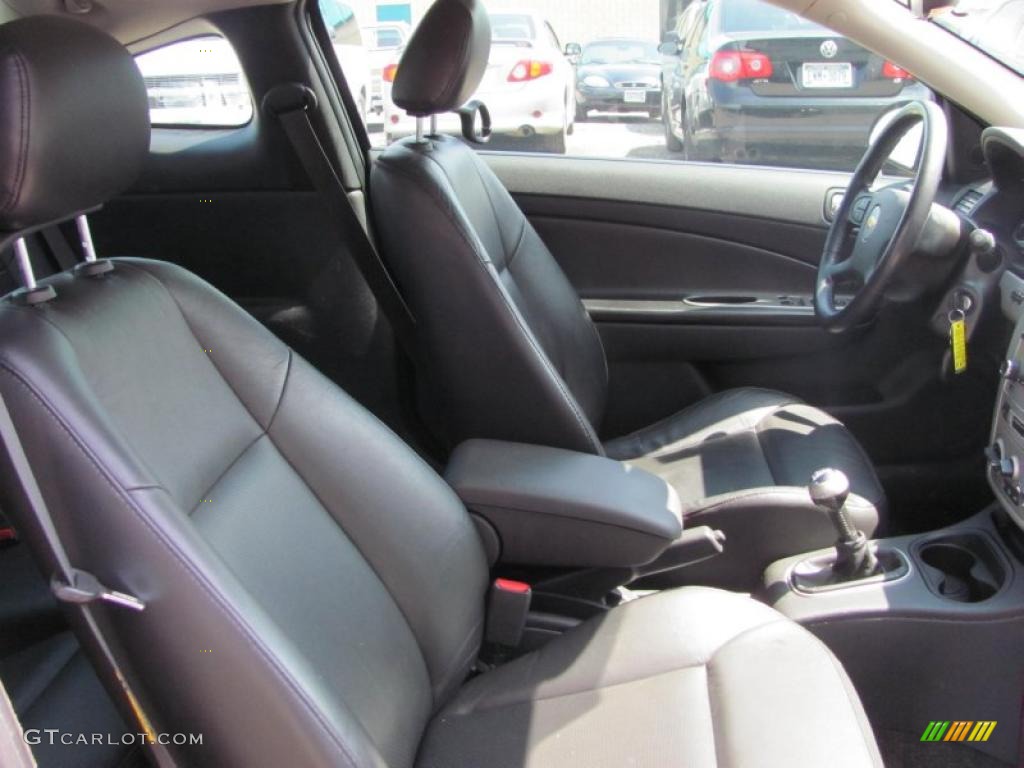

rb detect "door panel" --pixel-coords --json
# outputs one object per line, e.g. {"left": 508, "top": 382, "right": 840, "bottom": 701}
{"left": 483, "top": 153, "right": 998, "bottom": 517}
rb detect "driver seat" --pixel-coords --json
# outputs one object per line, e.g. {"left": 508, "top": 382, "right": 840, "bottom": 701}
{"left": 371, "top": 0, "right": 885, "bottom": 588}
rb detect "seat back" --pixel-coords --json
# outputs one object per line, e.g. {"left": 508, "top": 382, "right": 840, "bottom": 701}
{"left": 372, "top": 0, "right": 609, "bottom": 455}
{"left": 0, "top": 17, "right": 488, "bottom": 767}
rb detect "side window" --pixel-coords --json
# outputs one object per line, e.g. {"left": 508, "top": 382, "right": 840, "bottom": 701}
{"left": 352, "top": 0, "right": 933, "bottom": 173}
{"left": 134, "top": 36, "right": 252, "bottom": 127}
{"left": 317, "top": 0, "right": 373, "bottom": 123}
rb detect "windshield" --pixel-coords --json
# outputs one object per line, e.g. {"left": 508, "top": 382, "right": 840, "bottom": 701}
{"left": 580, "top": 40, "right": 660, "bottom": 65}
{"left": 719, "top": 0, "right": 829, "bottom": 34}
{"left": 490, "top": 13, "right": 536, "bottom": 42}
{"left": 930, "top": 0, "right": 1024, "bottom": 75}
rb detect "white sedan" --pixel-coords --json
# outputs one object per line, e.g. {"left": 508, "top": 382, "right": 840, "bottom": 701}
{"left": 381, "top": 10, "right": 576, "bottom": 152}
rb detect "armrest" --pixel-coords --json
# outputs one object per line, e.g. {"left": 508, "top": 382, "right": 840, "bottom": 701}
{"left": 445, "top": 439, "right": 682, "bottom": 568}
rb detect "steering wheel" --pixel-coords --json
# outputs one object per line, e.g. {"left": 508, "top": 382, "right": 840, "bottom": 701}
{"left": 815, "top": 101, "right": 948, "bottom": 333}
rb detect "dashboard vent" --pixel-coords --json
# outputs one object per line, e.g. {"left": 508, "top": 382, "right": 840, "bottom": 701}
{"left": 954, "top": 188, "right": 984, "bottom": 217}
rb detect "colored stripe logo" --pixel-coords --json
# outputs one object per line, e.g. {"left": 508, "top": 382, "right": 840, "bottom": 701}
{"left": 921, "top": 721, "right": 997, "bottom": 742}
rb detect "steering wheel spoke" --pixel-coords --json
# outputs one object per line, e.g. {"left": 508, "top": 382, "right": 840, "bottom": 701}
{"left": 814, "top": 101, "right": 947, "bottom": 332}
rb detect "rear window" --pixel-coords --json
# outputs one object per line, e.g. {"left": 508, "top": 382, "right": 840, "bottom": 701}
{"left": 580, "top": 40, "right": 660, "bottom": 65}
{"left": 491, "top": 13, "right": 536, "bottom": 41}
{"left": 134, "top": 36, "right": 252, "bottom": 127}
{"left": 719, "top": 0, "right": 827, "bottom": 34}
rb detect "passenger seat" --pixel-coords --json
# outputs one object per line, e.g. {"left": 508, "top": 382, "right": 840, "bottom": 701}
{"left": 0, "top": 15, "right": 882, "bottom": 767}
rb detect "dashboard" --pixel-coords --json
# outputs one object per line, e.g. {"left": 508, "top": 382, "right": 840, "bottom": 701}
{"left": 980, "top": 129, "right": 1024, "bottom": 529}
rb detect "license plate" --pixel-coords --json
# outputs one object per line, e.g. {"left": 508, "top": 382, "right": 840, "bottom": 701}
{"left": 801, "top": 62, "right": 853, "bottom": 88}
{"left": 623, "top": 89, "right": 647, "bottom": 103}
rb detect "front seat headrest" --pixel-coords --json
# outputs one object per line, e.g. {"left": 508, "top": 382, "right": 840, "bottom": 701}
{"left": 0, "top": 16, "right": 149, "bottom": 234}
{"left": 392, "top": 0, "right": 491, "bottom": 117}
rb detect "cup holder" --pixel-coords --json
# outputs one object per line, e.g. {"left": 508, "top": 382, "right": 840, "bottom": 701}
{"left": 915, "top": 533, "right": 1005, "bottom": 603}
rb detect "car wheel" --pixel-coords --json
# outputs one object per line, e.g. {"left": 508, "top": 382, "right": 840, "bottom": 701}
{"left": 663, "top": 93, "right": 683, "bottom": 153}
{"left": 575, "top": 102, "right": 588, "bottom": 123}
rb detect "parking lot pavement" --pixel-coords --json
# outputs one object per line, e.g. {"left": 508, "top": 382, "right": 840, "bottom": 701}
{"left": 367, "top": 112, "right": 678, "bottom": 162}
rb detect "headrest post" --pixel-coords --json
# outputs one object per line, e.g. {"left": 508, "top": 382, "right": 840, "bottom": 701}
{"left": 415, "top": 117, "right": 426, "bottom": 144}
{"left": 75, "top": 215, "right": 98, "bottom": 262}
{"left": 429, "top": 115, "right": 438, "bottom": 137}
{"left": 13, "top": 238, "right": 38, "bottom": 291}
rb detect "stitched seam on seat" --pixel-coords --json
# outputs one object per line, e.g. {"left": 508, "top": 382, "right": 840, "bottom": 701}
{"left": 119, "top": 261, "right": 286, "bottom": 434}
{"left": 449, "top": 612, "right": 789, "bottom": 718}
{"left": 187, "top": 431, "right": 266, "bottom": 517}
{"left": 0, "top": 49, "right": 29, "bottom": 214}
{"left": 452, "top": 659, "right": 715, "bottom": 717}
{"left": 0, "top": 365, "right": 364, "bottom": 768}
{"left": 377, "top": 157, "right": 602, "bottom": 453}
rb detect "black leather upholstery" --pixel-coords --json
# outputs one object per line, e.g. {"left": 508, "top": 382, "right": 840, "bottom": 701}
{"left": 0, "top": 16, "right": 882, "bottom": 766}
{"left": 372, "top": 1, "right": 886, "bottom": 587}
{"left": 391, "top": 0, "right": 491, "bottom": 116}
{"left": 607, "top": 388, "right": 886, "bottom": 588}
{"left": 0, "top": 17, "right": 149, "bottom": 233}
{"left": 420, "top": 588, "right": 882, "bottom": 768}
{"left": 0, "top": 258, "right": 881, "bottom": 766}
{"left": 373, "top": 134, "right": 608, "bottom": 454}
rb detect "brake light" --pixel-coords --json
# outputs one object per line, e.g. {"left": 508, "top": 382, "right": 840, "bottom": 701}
{"left": 508, "top": 60, "right": 553, "bottom": 82}
{"left": 709, "top": 50, "right": 773, "bottom": 82}
{"left": 382, "top": 63, "right": 399, "bottom": 83}
{"left": 882, "top": 60, "right": 911, "bottom": 80}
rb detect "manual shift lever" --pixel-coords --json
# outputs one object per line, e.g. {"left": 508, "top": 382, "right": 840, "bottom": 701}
{"left": 809, "top": 468, "right": 880, "bottom": 580}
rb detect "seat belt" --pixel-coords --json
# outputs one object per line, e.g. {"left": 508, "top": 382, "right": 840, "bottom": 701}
{"left": 0, "top": 390, "right": 176, "bottom": 768}
{"left": 39, "top": 226, "right": 79, "bottom": 272}
{"left": 264, "top": 83, "right": 418, "bottom": 357}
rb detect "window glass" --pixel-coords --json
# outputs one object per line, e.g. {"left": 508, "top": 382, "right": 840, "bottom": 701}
{"left": 135, "top": 36, "right": 252, "bottom": 127}
{"left": 336, "top": 0, "right": 936, "bottom": 172}
{"left": 929, "top": 0, "right": 1024, "bottom": 75}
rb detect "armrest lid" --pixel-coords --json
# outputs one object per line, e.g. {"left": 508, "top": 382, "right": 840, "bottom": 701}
{"left": 445, "top": 439, "right": 682, "bottom": 567}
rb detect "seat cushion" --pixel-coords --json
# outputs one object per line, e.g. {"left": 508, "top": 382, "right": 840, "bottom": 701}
{"left": 604, "top": 388, "right": 886, "bottom": 589}
{"left": 417, "top": 588, "right": 881, "bottom": 768}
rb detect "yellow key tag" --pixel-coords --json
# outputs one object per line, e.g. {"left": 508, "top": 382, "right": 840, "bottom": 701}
{"left": 949, "top": 309, "right": 967, "bottom": 374}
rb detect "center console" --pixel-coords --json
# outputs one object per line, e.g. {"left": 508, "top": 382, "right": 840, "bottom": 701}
{"left": 760, "top": 271, "right": 1024, "bottom": 766}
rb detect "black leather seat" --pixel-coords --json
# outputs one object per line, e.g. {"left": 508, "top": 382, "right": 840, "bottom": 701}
{"left": 372, "top": 0, "right": 885, "bottom": 588}
{"left": 0, "top": 14, "right": 882, "bottom": 767}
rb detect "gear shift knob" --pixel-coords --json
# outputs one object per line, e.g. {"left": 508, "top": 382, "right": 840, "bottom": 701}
{"left": 808, "top": 468, "right": 850, "bottom": 512}
{"left": 808, "top": 467, "right": 879, "bottom": 579}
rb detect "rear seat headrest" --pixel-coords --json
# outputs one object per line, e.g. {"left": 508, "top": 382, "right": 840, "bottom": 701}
{"left": 0, "top": 16, "right": 149, "bottom": 234}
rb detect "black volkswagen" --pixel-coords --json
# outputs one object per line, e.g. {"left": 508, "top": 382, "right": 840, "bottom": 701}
{"left": 659, "top": 0, "right": 932, "bottom": 168}
{"left": 574, "top": 38, "right": 663, "bottom": 121}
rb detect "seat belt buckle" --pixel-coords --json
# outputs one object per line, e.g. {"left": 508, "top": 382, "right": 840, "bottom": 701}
{"left": 0, "top": 526, "right": 17, "bottom": 550}
{"left": 52, "top": 568, "right": 145, "bottom": 612}
{"left": 485, "top": 578, "right": 531, "bottom": 649}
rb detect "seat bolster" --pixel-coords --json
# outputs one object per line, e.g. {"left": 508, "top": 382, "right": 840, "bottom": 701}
{"left": 418, "top": 588, "right": 881, "bottom": 768}
{"left": 604, "top": 387, "right": 800, "bottom": 460}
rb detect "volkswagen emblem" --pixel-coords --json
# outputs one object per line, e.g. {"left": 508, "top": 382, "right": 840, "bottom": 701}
{"left": 820, "top": 40, "right": 838, "bottom": 58}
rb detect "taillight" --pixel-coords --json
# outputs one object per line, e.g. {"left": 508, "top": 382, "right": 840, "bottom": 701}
{"left": 709, "top": 50, "right": 773, "bottom": 82}
{"left": 507, "top": 60, "right": 553, "bottom": 82}
{"left": 882, "top": 60, "right": 911, "bottom": 80}
{"left": 382, "top": 63, "right": 399, "bottom": 83}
